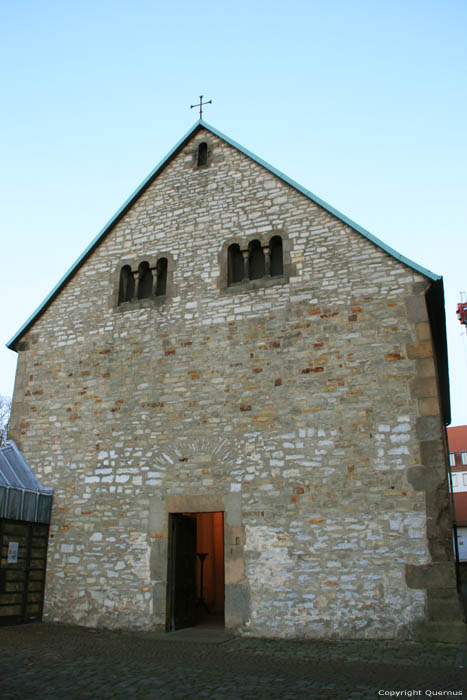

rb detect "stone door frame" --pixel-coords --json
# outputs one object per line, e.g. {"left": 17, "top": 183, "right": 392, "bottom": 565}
{"left": 148, "top": 493, "right": 248, "bottom": 631}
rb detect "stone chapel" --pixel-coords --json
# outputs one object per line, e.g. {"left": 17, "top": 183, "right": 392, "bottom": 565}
{"left": 7, "top": 121, "right": 465, "bottom": 640}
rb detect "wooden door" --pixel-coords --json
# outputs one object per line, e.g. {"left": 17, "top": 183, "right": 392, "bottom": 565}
{"left": 0, "top": 519, "right": 49, "bottom": 625}
{"left": 168, "top": 514, "right": 197, "bottom": 631}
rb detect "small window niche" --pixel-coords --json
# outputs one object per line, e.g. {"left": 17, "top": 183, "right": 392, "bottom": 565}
{"left": 269, "top": 235, "right": 284, "bottom": 277}
{"left": 223, "top": 233, "right": 290, "bottom": 292}
{"left": 118, "top": 265, "right": 134, "bottom": 304}
{"left": 137, "top": 261, "right": 153, "bottom": 299}
{"left": 156, "top": 257, "right": 168, "bottom": 297}
{"left": 197, "top": 141, "right": 208, "bottom": 167}
{"left": 227, "top": 244, "right": 244, "bottom": 284}
{"left": 248, "top": 240, "right": 265, "bottom": 280}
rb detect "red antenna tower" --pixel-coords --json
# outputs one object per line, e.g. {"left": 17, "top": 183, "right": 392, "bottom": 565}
{"left": 457, "top": 292, "right": 467, "bottom": 328}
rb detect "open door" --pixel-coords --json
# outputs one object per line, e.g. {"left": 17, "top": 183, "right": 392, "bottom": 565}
{"left": 167, "top": 514, "right": 197, "bottom": 631}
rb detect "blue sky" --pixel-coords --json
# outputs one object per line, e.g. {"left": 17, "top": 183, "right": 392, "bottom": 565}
{"left": 1, "top": 0, "right": 467, "bottom": 424}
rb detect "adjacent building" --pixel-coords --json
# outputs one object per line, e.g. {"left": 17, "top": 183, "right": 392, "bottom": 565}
{"left": 448, "top": 425, "right": 467, "bottom": 562}
{"left": 0, "top": 441, "right": 53, "bottom": 625}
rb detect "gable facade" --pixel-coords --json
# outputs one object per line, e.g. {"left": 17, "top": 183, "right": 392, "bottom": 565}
{"left": 7, "top": 124, "right": 463, "bottom": 639}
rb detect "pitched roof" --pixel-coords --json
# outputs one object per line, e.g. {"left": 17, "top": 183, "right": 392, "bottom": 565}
{"left": 7, "top": 119, "right": 442, "bottom": 350}
{"left": 0, "top": 441, "right": 53, "bottom": 523}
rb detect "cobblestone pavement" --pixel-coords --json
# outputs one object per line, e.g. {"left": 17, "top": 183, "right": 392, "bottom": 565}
{"left": 0, "top": 623, "right": 466, "bottom": 700}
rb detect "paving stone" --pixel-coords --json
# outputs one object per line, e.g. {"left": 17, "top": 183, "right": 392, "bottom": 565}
{"left": 0, "top": 623, "right": 466, "bottom": 699}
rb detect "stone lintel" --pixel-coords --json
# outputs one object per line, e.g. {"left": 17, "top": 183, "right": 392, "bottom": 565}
{"left": 406, "top": 466, "right": 444, "bottom": 492}
{"left": 416, "top": 416, "right": 443, "bottom": 442}
{"left": 405, "top": 295, "right": 428, "bottom": 323}
{"left": 426, "top": 590, "right": 464, "bottom": 622}
{"left": 410, "top": 376, "right": 438, "bottom": 399}
{"left": 416, "top": 357, "right": 437, "bottom": 378}
{"left": 414, "top": 621, "right": 467, "bottom": 643}
{"left": 418, "top": 397, "right": 440, "bottom": 417}
{"left": 415, "top": 322, "right": 432, "bottom": 341}
{"left": 224, "top": 584, "right": 250, "bottom": 628}
{"left": 406, "top": 341, "right": 433, "bottom": 360}
{"left": 405, "top": 562, "right": 457, "bottom": 590}
{"left": 419, "top": 440, "right": 447, "bottom": 469}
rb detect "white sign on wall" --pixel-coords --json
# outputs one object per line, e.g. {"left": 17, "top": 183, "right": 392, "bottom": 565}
{"left": 457, "top": 528, "right": 467, "bottom": 562}
{"left": 7, "top": 541, "right": 19, "bottom": 564}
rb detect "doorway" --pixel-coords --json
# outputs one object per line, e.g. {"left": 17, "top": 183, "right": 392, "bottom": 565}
{"left": 167, "top": 511, "right": 224, "bottom": 631}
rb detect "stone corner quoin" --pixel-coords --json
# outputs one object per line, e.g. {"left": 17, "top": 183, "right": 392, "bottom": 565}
{"left": 8, "top": 125, "right": 461, "bottom": 640}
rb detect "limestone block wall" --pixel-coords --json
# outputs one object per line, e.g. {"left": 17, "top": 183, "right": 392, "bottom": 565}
{"left": 9, "top": 128, "right": 455, "bottom": 638}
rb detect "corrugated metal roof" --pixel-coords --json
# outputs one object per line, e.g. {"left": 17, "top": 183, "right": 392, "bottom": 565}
{"left": 0, "top": 442, "right": 46, "bottom": 491}
{"left": 0, "top": 441, "right": 53, "bottom": 523}
{"left": 6, "top": 119, "right": 442, "bottom": 351}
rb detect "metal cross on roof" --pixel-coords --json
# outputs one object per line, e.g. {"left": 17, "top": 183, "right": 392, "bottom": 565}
{"left": 190, "top": 95, "right": 212, "bottom": 120}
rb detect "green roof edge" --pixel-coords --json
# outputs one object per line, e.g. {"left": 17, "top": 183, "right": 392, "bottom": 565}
{"left": 6, "top": 121, "right": 202, "bottom": 350}
{"left": 201, "top": 121, "right": 441, "bottom": 281}
{"left": 7, "top": 119, "right": 441, "bottom": 350}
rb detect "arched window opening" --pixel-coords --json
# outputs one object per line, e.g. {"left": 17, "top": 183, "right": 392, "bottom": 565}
{"left": 227, "top": 244, "right": 244, "bottom": 285}
{"left": 248, "top": 240, "right": 265, "bottom": 280}
{"left": 137, "top": 261, "right": 153, "bottom": 299}
{"left": 270, "top": 236, "right": 284, "bottom": 277}
{"left": 197, "top": 142, "right": 208, "bottom": 167}
{"left": 156, "top": 258, "right": 168, "bottom": 296}
{"left": 119, "top": 265, "right": 134, "bottom": 304}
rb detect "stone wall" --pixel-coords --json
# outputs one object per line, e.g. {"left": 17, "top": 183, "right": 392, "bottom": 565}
{"left": 9, "top": 127, "right": 457, "bottom": 638}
